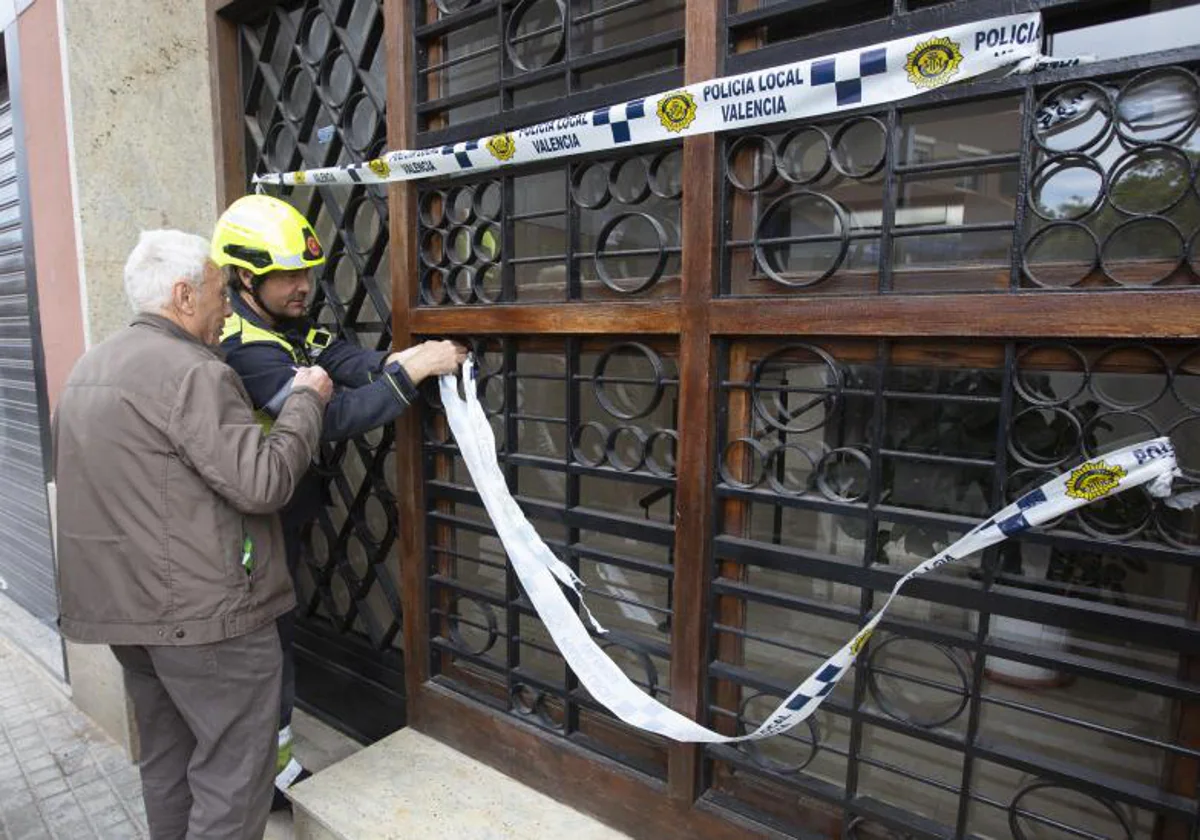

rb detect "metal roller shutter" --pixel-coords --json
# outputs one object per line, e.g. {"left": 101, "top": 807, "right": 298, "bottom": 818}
{"left": 0, "top": 79, "right": 57, "bottom": 626}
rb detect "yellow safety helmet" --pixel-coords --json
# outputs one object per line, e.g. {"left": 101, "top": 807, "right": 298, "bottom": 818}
{"left": 211, "top": 194, "right": 325, "bottom": 275}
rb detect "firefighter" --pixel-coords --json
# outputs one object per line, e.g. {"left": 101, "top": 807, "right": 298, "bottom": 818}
{"left": 211, "top": 195, "right": 466, "bottom": 809}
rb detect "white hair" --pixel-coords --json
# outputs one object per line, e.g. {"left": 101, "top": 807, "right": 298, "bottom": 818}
{"left": 123, "top": 229, "right": 212, "bottom": 314}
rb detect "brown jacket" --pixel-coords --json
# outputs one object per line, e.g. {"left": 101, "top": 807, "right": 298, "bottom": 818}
{"left": 53, "top": 314, "right": 324, "bottom": 646}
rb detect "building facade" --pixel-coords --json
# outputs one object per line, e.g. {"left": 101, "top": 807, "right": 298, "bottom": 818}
{"left": 8, "top": 0, "right": 1200, "bottom": 838}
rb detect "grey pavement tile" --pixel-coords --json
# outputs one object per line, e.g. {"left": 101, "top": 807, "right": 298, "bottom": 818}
{"left": 34, "top": 778, "right": 70, "bottom": 801}
{"left": 50, "top": 818, "right": 94, "bottom": 840}
{"left": 0, "top": 805, "right": 46, "bottom": 840}
{"left": 90, "top": 803, "right": 131, "bottom": 831}
{"left": 65, "top": 765, "right": 102, "bottom": 788}
{"left": 101, "top": 820, "right": 145, "bottom": 840}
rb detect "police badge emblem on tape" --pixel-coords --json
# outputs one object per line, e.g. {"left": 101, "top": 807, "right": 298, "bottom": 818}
{"left": 486, "top": 133, "right": 518, "bottom": 162}
{"left": 905, "top": 36, "right": 964, "bottom": 89}
{"left": 440, "top": 358, "right": 1183, "bottom": 743}
{"left": 656, "top": 91, "right": 698, "bottom": 132}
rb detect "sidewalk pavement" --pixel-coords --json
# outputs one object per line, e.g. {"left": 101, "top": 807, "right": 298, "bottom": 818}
{"left": 0, "top": 632, "right": 149, "bottom": 839}
{"left": 0, "top": 592, "right": 355, "bottom": 840}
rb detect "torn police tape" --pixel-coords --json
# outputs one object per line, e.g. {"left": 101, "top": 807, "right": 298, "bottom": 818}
{"left": 257, "top": 13, "right": 1045, "bottom": 188}
{"left": 440, "top": 358, "right": 1180, "bottom": 743}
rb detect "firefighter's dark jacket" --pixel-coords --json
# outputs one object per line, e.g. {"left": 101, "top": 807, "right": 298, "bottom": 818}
{"left": 220, "top": 293, "right": 418, "bottom": 525}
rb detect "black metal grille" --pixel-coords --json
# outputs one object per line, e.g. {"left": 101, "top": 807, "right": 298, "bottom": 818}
{"left": 720, "top": 61, "right": 1200, "bottom": 297}
{"left": 415, "top": 0, "right": 685, "bottom": 146}
{"left": 240, "top": 0, "right": 405, "bottom": 736}
{"left": 423, "top": 338, "right": 679, "bottom": 776}
{"left": 707, "top": 337, "right": 1200, "bottom": 839}
{"left": 416, "top": 143, "right": 683, "bottom": 304}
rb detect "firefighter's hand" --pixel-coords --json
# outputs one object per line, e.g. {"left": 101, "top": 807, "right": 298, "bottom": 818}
{"left": 293, "top": 366, "right": 333, "bottom": 404}
{"left": 389, "top": 340, "right": 468, "bottom": 384}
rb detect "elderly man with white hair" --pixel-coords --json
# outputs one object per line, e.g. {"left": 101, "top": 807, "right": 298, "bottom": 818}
{"left": 52, "top": 230, "right": 333, "bottom": 840}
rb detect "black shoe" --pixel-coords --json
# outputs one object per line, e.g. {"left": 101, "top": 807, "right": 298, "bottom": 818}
{"left": 271, "top": 787, "right": 292, "bottom": 813}
{"left": 270, "top": 766, "right": 314, "bottom": 812}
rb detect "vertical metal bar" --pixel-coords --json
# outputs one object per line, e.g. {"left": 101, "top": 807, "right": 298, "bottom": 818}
{"left": 879, "top": 104, "right": 899, "bottom": 293}
{"left": 568, "top": 163, "right": 582, "bottom": 301}
{"left": 565, "top": 335, "right": 582, "bottom": 734}
{"left": 953, "top": 341, "right": 1015, "bottom": 839}
{"left": 503, "top": 174, "right": 517, "bottom": 302}
{"left": 504, "top": 339, "right": 522, "bottom": 697}
{"left": 844, "top": 337, "right": 888, "bottom": 804}
{"left": 1008, "top": 81, "right": 1036, "bottom": 291}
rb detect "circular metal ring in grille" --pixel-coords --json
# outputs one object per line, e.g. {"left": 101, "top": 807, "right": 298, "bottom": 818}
{"left": 510, "top": 683, "right": 559, "bottom": 729}
{"left": 1013, "top": 343, "right": 1089, "bottom": 407}
{"left": 505, "top": 0, "right": 566, "bottom": 73}
{"left": 434, "top": 0, "right": 479, "bottom": 15}
{"left": 1108, "top": 143, "right": 1194, "bottom": 216}
{"left": 447, "top": 596, "right": 499, "bottom": 656}
{"left": 830, "top": 116, "right": 887, "bottom": 179}
{"left": 1173, "top": 347, "right": 1200, "bottom": 412}
{"left": 594, "top": 212, "right": 669, "bottom": 294}
{"left": 1029, "top": 154, "right": 1106, "bottom": 222}
{"left": 572, "top": 161, "right": 611, "bottom": 210}
{"left": 1033, "top": 82, "right": 1114, "bottom": 155}
{"left": 447, "top": 266, "right": 476, "bottom": 305}
{"left": 419, "top": 190, "right": 447, "bottom": 228}
{"left": 1007, "top": 406, "right": 1082, "bottom": 469}
{"left": 1115, "top": 67, "right": 1200, "bottom": 146}
{"left": 571, "top": 421, "right": 609, "bottom": 467}
{"left": 605, "top": 425, "right": 649, "bottom": 472}
{"left": 737, "top": 692, "right": 820, "bottom": 774}
{"left": 865, "top": 636, "right": 970, "bottom": 729}
{"left": 600, "top": 640, "right": 660, "bottom": 698}
{"left": 298, "top": 8, "right": 333, "bottom": 66}
{"left": 815, "top": 447, "right": 871, "bottom": 503}
{"left": 777, "top": 125, "right": 832, "bottom": 185}
{"left": 719, "top": 437, "right": 769, "bottom": 489}
{"left": 765, "top": 443, "right": 820, "bottom": 497}
{"left": 1008, "top": 781, "right": 1133, "bottom": 840}
{"left": 751, "top": 344, "right": 843, "bottom": 433}
{"left": 648, "top": 149, "right": 684, "bottom": 199}
{"left": 609, "top": 155, "right": 653, "bottom": 204}
{"left": 754, "top": 191, "right": 850, "bottom": 287}
{"left": 1100, "top": 215, "right": 1186, "bottom": 286}
{"left": 726, "top": 135, "right": 778, "bottom": 193}
{"left": 474, "top": 181, "right": 502, "bottom": 221}
{"left": 1022, "top": 221, "right": 1099, "bottom": 288}
{"left": 420, "top": 267, "right": 449, "bottom": 305}
{"left": 1089, "top": 344, "right": 1170, "bottom": 410}
{"left": 591, "top": 342, "right": 666, "bottom": 421}
{"left": 644, "top": 429, "right": 678, "bottom": 477}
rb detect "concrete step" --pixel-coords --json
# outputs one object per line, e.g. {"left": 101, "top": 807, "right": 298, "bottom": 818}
{"left": 288, "top": 727, "right": 632, "bottom": 840}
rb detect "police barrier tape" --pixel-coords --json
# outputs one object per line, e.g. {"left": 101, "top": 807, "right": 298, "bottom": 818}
{"left": 439, "top": 358, "right": 1181, "bottom": 742}
{"left": 256, "top": 13, "right": 1046, "bottom": 188}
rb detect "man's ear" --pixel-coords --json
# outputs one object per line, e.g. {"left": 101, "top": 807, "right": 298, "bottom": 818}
{"left": 237, "top": 268, "right": 256, "bottom": 291}
{"left": 171, "top": 279, "right": 196, "bottom": 315}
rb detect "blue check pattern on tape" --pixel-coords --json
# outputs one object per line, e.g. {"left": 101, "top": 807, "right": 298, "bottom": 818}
{"left": 811, "top": 46, "right": 888, "bottom": 106}
{"left": 593, "top": 99, "right": 647, "bottom": 144}
{"left": 442, "top": 140, "right": 478, "bottom": 169}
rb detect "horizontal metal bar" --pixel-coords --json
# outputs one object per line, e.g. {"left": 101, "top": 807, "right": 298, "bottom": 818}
{"left": 421, "top": 42, "right": 500, "bottom": 75}
{"left": 974, "top": 739, "right": 1198, "bottom": 818}
{"left": 415, "top": 1, "right": 500, "bottom": 40}
{"left": 878, "top": 448, "right": 996, "bottom": 469}
{"left": 893, "top": 154, "right": 1021, "bottom": 176}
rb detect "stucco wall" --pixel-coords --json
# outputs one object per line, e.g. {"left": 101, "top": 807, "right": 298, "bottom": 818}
{"left": 59, "top": 0, "right": 220, "bottom": 342}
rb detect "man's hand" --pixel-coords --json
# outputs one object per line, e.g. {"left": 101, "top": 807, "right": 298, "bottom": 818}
{"left": 293, "top": 366, "right": 333, "bottom": 404}
{"left": 387, "top": 340, "right": 468, "bottom": 385}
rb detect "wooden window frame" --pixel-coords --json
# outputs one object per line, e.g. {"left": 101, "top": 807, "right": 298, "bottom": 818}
{"left": 208, "top": 1, "right": 1200, "bottom": 837}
